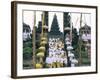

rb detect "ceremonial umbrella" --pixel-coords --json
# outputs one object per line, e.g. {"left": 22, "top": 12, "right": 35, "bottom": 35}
{"left": 35, "top": 63, "right": 43, "bottom": 68}
{"left": 66, "top": 41, "right": 71, "bottom": 45}
{"left": 36, "top": 51, "right": 45, "bottom": 65}
{"left": 39, "top": 46, "right": 45, "bottom": 52}
{"left": 68, "top": 52, "right": 74, "bottom": 57}
{"left": 41, "top": 37, "right": 47, "bottom": 41}
{"left": 40, "top": 40, "right": 47, "bottom": 46}
{"left": 71, "top": 59, "right": 78, "bottom": 64}
{"left": 36, "top": 52, "right": 45, "bottom": 57}
{"left": 67, "top": 46, "right": 73, "bottom": 50}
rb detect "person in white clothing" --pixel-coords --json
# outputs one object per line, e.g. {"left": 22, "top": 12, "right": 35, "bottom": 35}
{"left": 52, "top": 55, "right": 57, "bottom": 68}
{"left": 45, "top": 56, "right": 53, "bottom": 68}
{"left": 60, "top": 58, "right": 64, "bottom": 67}
{"left": 63, "top": 57, "right": 68, "bottom": 67}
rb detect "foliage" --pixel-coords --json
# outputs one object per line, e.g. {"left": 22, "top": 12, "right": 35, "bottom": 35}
{"left": 82, "top": 58, "right": 90, "bottom": 65}
{"left": 23, "top": 41, "right": 32, "bottom": 48}
{"left": 64, "top": 12, "right": 70, "bottom": 27}
{"left": 72, "top": 28, "right": 79, "bottom": 48}
{"left": 23, "top": 47, "right": 32, "bottom": 60}
{"left": 23, "top": 37, "right": 33, "bottom": 60}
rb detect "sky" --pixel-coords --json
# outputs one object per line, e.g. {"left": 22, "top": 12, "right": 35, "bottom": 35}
{"left": 23, "top": 11, "right": 91, "bottom": 33}
{"left": 71, "top": 13, "right": 91, "bottom": 32}
{"left": 23, "top": 11, "right": 34, "bottom": 31}
{"left": 23, "top": 11, "right": 42, "bottom": 31}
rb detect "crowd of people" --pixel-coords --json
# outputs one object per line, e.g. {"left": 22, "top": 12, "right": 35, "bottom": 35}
{"left": 45, "top": 38, "right": 68, "bottom": 68}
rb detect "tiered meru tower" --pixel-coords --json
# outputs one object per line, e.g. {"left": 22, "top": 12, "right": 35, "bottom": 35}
{"left": 63, "top": 12, "right": 72, "bottom": 42}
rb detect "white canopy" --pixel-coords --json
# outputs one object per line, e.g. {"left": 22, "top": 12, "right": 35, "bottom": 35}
{"left": 71, "top": 59, "right": 78, "bottom": 64}
{"left": 66, "top": 41, "right": 71, "bottom": 45}
{"left": 82, "top": 34, "right": 91, "bottom": 41}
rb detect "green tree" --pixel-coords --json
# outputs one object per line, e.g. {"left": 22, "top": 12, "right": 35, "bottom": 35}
{"left": 72, "top": 28, "right": 79, "bottom": 49}
{"left": 23, "top": 41, "right": 32, "bottom": 48}
{"left": 71, "top": 28, "right": 79, "bottom": 59}
{"left": 63, "top": 12, "right": 71, "bottom": 27}
{"left": 23, "top": 47, "right": 32, "bottom": 60}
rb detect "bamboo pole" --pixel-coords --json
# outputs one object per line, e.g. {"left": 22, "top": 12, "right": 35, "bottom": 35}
{"left": 40, "top": 12, "right": 45, "bottom": 67}
{"left": 79, "top": 13, "right": 82, "bottom": 65}
{"left": 42, "top": 12, "right": 44, "bottom": 37}
{"left": 33, "top": 11, "right": 36, "bottom": 68}
{"left": 70, "top": 13, "right": 72, "bottom": 42}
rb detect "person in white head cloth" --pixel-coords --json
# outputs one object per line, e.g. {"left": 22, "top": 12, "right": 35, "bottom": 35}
{"left": 49, "top": 48, "right": 54, "bottom": 57}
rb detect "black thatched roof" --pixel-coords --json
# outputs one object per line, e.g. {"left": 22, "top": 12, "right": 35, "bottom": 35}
{"left": 79, "top": 24, "right": 91, "bottom": 31}
{"left": 23, "top": 23, "right": 31, "bottom": 32}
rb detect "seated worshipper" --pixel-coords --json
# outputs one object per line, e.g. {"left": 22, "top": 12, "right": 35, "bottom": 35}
{"left": 59, "top": 52, "right": 65, "bottom": 67}
{"left": 55, "top": 47, "right": 61, "bottom": 55}
{"left": 49, "top": 48, "right": 54, "bottom": 57}
{"left": 54, "top": 48, "right": 60, "bottom": 55}
{"left": 57, "top": 44, "right": 64, "bottom": 51}
{"left": 57, "top": 42, "right": 62, "bottom": 48}
{"left": 45, "top": 56, "right": 53, "bottom": 68}
{"left": 60, "top": 57, "right": 64, "bottom": 67}
{"left": 52, "top": 55, "right": 57, "bottom": 68}
{"left": 60, "top": 50, "right": 65, "bottom": 56}
{"left": 49, "top": 38, "right": 52, "bottom": 42}
{"left": 56, "top": 55, "right": 61, "bottom": 68}
{"left": 49, "top": 42, "right": 54, "bottom": 49}
{"left": 53, "top": 44, "right": 58, "bottom": 51}
{"left": 63, "top": 57, "right": 68, "bottom": 67}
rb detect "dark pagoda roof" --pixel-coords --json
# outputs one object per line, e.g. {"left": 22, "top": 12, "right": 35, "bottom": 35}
{"left": 49, "top": 14, "right": 63, "bottom": 36}
{"left": 79, "top": 24, "right": 91, "bottom": 31}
